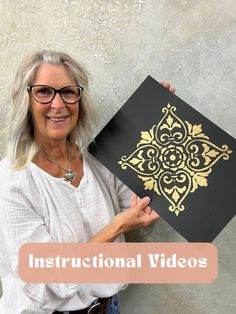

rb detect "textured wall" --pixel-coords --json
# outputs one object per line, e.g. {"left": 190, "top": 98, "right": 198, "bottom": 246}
{"left": 0, "top": 1, "right": 236, "bottom": 313}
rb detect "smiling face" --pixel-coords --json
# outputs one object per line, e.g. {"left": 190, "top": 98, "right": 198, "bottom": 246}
{"left": 30, "top": 64, "right": 79, "bottom": 146}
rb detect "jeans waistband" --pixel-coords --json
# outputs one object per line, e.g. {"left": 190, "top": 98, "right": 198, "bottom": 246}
{"left": 53, "top": 296, "right": 112, "bottom": 314}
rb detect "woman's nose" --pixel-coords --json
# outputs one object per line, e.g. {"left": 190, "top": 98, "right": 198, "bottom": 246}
{"left": 50, "top": 93, "right": 65, "bottom": 109}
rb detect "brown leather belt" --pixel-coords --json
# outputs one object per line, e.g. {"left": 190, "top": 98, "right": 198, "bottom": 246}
{"left": 53, "top": 297, "right": 112, "bottom": 314}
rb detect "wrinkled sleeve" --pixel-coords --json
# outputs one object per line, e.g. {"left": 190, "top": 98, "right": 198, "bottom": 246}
{"left": 115, "top": 176, "right": 132, "bottom": 212}
{"left": 0, "top": 183, "right": 95, "bottom": 310}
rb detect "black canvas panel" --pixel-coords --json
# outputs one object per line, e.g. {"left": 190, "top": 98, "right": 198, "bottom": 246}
{"left": 89, "top": 76, "right": 236, "bottom": 242}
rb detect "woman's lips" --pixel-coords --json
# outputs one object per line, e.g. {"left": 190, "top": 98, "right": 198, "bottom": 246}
{"left": 47, "top": 115, "right": 69, "bottom": 122}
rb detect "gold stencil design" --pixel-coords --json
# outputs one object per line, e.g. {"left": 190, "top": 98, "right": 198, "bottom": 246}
{"left": 118, "top": 104, "right": 233, "bottom": 216}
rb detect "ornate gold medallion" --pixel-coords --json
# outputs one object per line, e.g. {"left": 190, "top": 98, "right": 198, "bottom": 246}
{"left": 118, "top": 104, "right": 233, "bottom": 216}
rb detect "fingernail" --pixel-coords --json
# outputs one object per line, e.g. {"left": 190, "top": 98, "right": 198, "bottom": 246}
{"left": 144, "top": 196, "right": 150, "bottom": 203}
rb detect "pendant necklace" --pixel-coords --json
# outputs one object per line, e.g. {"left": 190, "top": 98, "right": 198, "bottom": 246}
{"left": 41, "top": 149, "right": 77, "bottom": 183}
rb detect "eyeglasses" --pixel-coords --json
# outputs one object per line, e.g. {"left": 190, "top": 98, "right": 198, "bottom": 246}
{"left": 27, "top": 85, "right": 83, "bottom": 104}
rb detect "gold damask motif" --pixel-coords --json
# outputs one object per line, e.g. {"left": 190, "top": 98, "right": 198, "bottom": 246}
{"left": 118, "top": 104, "right": 233, "bottom": 216}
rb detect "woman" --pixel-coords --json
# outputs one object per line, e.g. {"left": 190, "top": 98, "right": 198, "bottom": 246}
{"left": 0, "top": 50, "right": 175, "bottom": 314}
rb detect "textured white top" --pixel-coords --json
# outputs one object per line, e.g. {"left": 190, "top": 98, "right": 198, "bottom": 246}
{"left": 0, "top": 153, "right": 131, "bottom": 314}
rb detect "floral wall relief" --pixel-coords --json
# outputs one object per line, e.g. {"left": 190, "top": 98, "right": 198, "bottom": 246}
{"left": 51, "top": 0, "right": 145, "bottom": 63}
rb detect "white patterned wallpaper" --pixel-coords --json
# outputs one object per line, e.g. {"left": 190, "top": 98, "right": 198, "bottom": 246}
{"left": 0, "top": 1, "right": 236, "bottom": 313}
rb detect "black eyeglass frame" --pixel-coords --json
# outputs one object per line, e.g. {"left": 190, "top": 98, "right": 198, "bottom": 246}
{"left": 27, "top": 85, "right": 84, "bottom": 104}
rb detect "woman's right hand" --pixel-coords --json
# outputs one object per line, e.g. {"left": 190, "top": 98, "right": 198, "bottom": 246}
{"left": 88, "top": 193, "right": 159, "bottom": 243}
{"left": 113, "top": 193, "right": 159, "bottom": 234}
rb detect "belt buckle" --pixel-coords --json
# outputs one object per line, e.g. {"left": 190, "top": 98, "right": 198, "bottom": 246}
{"left": 87, "top": 300, "right": 101, "bottom": 314}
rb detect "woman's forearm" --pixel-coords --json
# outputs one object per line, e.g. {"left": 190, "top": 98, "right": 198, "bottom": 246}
{"left": 88, "top": 195, "right": 159, "bottom": 242}
{"left": 88, "top": 219, "right": 123, "bottom": 242}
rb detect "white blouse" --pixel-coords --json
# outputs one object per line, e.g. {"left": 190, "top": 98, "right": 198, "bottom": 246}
{"left": 0, "top": 153, "right": 131, "bottom": 314}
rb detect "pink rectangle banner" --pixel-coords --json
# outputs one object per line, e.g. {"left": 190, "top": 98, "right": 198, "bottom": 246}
{"left": 19, "top": 242, "right": 217, "bottom": 284}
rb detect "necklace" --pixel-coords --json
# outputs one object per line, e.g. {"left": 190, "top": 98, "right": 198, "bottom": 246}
{"left": 41, "top": 149, "right": 77, "bottom": 183}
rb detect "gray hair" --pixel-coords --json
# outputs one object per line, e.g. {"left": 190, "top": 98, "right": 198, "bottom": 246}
{"left": 4, "top": 49, "right": 97, "bottom": 169}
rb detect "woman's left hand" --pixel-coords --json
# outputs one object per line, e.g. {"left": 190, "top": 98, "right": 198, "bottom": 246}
{"left": 160, "top": 80, "right": 176, "bottom": 94}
